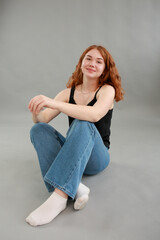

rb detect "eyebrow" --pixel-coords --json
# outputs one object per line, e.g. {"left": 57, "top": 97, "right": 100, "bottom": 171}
{"left": 86, "top": 54, "right": 104, "bottom": 61}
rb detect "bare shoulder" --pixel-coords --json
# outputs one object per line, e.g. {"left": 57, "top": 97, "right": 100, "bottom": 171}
{"left": 57, "top": 88, "right": 71, "bottom": 96}
{"left": 97, "top": 84, "right": 115, "bottom": 109}
{"left": 54, "top": 88, "right": 71, "bottom": 103}
{"left": 98, "top": 84, "right": 115, "bottom": 97}
{"left": 101, "top": 84, "right": 115, "bottom": 92}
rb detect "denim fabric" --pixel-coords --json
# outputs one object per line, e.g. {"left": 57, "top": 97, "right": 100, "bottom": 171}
{"left": 30, "top": 119, "right": 110, "bottom": 199}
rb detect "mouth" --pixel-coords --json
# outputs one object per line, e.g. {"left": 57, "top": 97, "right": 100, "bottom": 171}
{"left": 86, "top": 68, "right": 96, "bottom": 72}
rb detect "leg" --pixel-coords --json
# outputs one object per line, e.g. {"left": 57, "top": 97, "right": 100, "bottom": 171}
{"left": 84, "top": 136, "right": 110, "bottom": 175}
{"left": 74, "top": 127, "right": 110, "bottom": 210}
{"left": 30, "top": 122, "right": 65, "bottom": 192}
{"left": 44, "top": 119, "right": 110, "bottom": 198}
{"left": 26, "top": 123, "right": 67, "bottom": 226}
{"left": 26, "top": 120, "right": 109, "bottom": 226}
{"left": 44, "top": 119, "right": 96, "bottom": 199}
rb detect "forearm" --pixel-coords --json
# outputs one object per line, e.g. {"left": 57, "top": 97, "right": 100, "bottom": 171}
{"left": 55, "top": 101, "right": 98, "bottom": 122}
{"left": 32, "top": 108, "right": 60, "bottom": 123}
{"left": 29, "top": 90, "right": 69, "bottom": 123}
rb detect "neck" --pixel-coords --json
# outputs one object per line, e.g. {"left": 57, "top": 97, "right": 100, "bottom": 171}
{"left": 82, "top": 76, "right": 99, "bottom": 92}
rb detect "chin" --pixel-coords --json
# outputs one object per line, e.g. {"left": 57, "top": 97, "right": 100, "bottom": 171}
{"left": 84, "top": 72, "right": 96, "bottom": 77}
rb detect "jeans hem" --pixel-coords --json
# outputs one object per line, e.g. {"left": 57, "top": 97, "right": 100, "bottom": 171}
{"left": 44, "top": 176, "right": 75, "bottom": 199}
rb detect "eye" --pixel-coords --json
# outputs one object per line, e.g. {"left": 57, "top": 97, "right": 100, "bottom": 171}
{"left": 97, "top": 61, "right": 102, "bottom": 64}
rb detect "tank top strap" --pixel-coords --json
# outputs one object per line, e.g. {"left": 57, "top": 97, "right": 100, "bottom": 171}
{"left": 94, "top": 86, "right": 102, "bottom": 98}
{"left": 69, "top": 86, "right": 76, "bottom": 103}
{"left": 69, "top": 85, "right": 101, "bottom": 103}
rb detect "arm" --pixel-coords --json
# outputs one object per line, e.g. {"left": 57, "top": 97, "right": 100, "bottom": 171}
{"left": 55, "top": 85, "right": 115, "bottom": 122}
{"left": 29, "top": 85, "right": 115, "bottom": 123}
{"left": 28, "top": 88, "right": 70, "bottom": 123}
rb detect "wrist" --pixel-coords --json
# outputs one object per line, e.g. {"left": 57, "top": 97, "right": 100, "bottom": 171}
{"left": 52, "top": 100, "right": 61, "bottom": 110}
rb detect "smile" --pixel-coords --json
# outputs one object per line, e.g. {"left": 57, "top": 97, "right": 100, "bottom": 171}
{"left": 86, "top": 68, "right": 96, "bottom": 72}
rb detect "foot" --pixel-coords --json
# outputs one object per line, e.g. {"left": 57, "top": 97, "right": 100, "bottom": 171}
{"left": 26, "top": 191, "right": 67, "bottom": 226}
{"left": 74, "top": 183, "right": 90, "bottom": 210}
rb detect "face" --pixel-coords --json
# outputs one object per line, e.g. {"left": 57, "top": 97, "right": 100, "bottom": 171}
{"left": 81, "top": 49, "right": 105, "bottom": 80}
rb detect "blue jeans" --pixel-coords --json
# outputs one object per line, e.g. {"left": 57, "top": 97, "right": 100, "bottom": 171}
{"left": 30, "top": 119, "right": 110, "bottom": 199}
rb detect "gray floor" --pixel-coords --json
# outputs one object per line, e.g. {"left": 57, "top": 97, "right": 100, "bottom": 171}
{"left": 0, "top": 104, "right": 160, "bottom": 240}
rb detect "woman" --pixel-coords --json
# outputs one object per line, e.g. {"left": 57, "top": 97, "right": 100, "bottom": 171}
{"left": 26, "top": 45, "right": 124, "bottom": 226}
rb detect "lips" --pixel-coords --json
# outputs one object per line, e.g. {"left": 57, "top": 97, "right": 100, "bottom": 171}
{"left": 86, "top": 68, "right": 96, "bottom": 72}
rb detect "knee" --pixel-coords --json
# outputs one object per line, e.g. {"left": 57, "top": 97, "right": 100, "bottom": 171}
{"left": 73, "top": 119, "right": 93, "bottom": 129}
{"left": 73, "top": 120, "right": 95, "bottom": 133}
{"left": 67, "top": 120, "right": 95, "bottom": 138}
{"left": 84, "top": 158, "right": 110, "bottom": 175}
{"left": 30, "top": 122, "right": 48, "bottom": 140}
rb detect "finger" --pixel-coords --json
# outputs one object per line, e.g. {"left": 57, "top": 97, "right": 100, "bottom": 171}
{"left": 35, "top": 98, "right": 51, "bottom": 114}
{"left": 29, "top": 101, "right": 35, "bottom": 112}
{"left": 35, "top": 101, "right": 45, "bottom": 114}
{"left": 29, "top": 96, "right": 42, "bottom": 112}
{"left": 32, "top": 99, "right": 43, "bottom": 113}
{"left": 28, "top": 95, "right": 42, "bottom": 110}
{"left": 29, "top": 99, "right": 37, "bottom": 112}
{"left": 28, "top": 96, "right": 38, "bottom": 111}
{"left": 28, "top": 98, "right": 34, "bottom": 111}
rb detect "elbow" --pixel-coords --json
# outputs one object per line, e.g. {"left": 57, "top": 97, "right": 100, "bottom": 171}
{"left": 91, "top": 114, "right": 102, "bottom": 123}
{"left": 90, "top": 108, "right": 104, "bottom": 122}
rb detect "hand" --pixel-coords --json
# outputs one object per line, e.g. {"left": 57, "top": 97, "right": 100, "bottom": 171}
{"left": 28, "top": 95, "right": 55, "bottom": 114}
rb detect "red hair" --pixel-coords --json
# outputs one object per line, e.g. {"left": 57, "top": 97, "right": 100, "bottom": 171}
{"left": 66, "top": 45, "right": 124, "bottom": 102}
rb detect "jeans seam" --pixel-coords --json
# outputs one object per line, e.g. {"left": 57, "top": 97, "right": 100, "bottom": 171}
{"left": 63, "top": 128, "right": 94, "bottom": 190}
{"left": 88, "top": 121, "right": 95, "bottom": 133}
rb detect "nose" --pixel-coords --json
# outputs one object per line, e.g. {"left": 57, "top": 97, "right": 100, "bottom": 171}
{"left": 89, "top": 60, "right": 95, "bottom": 67}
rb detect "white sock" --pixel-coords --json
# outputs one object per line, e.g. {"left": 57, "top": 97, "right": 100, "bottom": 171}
{"left": 26, "top": 192, "right": 67, "bottom": 226}
{"left": 74, "top": 183, "right": 90, "bottom": 210}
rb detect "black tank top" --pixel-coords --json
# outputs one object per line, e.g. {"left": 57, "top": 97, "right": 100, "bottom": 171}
{"left": 68, "top": 86, "right": 113, "bottom": 149}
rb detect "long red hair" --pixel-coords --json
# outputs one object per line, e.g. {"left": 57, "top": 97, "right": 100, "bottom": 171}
{"left": 66, "top": 45, "right": 124, "bottom": 102}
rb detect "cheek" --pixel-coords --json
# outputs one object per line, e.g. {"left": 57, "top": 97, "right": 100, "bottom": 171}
{"left": 97, "top": 65, "right": 104, "bottom": 74}
{"left": 81, "top": 61, "right": 88, "bottom": 72}
{"left": 81, "top": 60, "right": 87, "bottom": 68}
{"left": 100, "top": 65, "right": 105, "bottom": 73}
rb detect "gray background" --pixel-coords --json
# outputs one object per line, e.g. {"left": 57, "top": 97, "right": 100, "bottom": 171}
{"left": 0, "top": 0, "right": 160, "bottom": 239}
